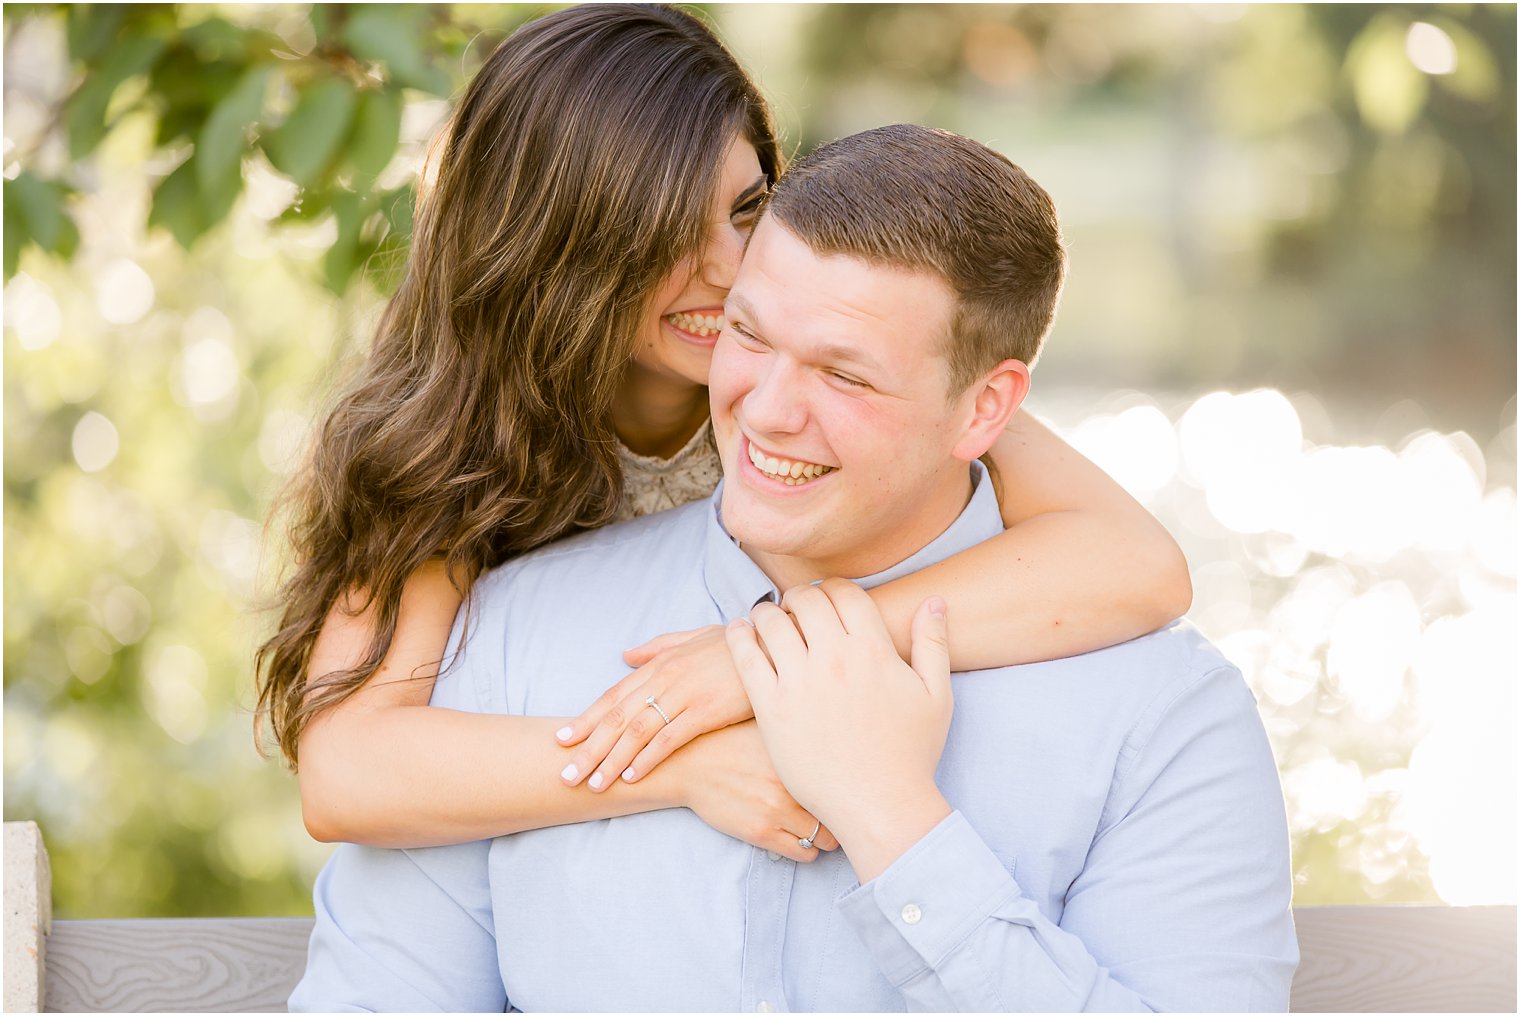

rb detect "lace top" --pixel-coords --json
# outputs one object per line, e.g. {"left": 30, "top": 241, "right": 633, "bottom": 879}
{"left": 615, "top": 418, "right": 723, "bottom": 522}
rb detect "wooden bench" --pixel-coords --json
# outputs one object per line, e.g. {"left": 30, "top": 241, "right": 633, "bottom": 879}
{"left": 8, "top": 823, "right": 1517, "bottom": 1012}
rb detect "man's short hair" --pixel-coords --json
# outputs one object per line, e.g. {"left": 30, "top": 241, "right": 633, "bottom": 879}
{"left": 764, "top": 123, "right": 1066, "bottom": 392}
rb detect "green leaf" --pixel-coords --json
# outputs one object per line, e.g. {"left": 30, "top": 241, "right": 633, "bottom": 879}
{"left": 66, "top": 5, "right": 127, "bottom": 64}
{"left": 276, "top": 189, "right": 333, "bottom": 225}
{"left": 2, "top": 174, "right": 80, "bottom": 273}
{"left": 310, "top": 5, "right": 341, "bottom": 44}
{"left": 379, "top": 186, "right": 415, "bottom": 239}
{"left": 323, "top": 192, "right": 365, "bottom": 292}
{"left": 3, "top": 194, "right": 25, "bottom": 279}
{"left": 6, "top": 173, "right": 64, "bottom": 250}
{"left": 355, "top": 188, "right": 414, "bottom": 294}
{"left": 363, "top": 233, "right": 409, "bottom": 294}
{"left": 346, "top": 88, "right": 403, "bottom": 186}
{"left": 181, "top": 16, "right": 248, "bottom": 61}
{"left": 155, "top": 104, "right": 201, "bottom": 148}
{"left": 196, "top": 65, "right": 272, "bottom": 208}
{"left": 148, "top": 159, "right": 209, "bottom": 250}
{"left": 341, "top": 6, "right": 449, "bottom": 94}
{"left": 151, "top": 52, "right": 244, "bottom": 147}
{"left": 264, "top": 78, "right": 358, "bottom": 189}
{"left": 65, "top": 33, "right": 169, "bottom": 159}
{"left": 152, "top": 49, "right": 242, "bottom": 111}
{"left": 54, "top": 215, "right": 80, "bottom": 260}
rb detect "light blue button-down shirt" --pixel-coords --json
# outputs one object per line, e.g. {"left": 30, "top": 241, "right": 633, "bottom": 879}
{"left": 292, "top": 466, "right": 1298, "bottom": 1012}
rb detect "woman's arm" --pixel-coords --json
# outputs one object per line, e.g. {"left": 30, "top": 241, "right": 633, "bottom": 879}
{"left": 296, "top": 560, "right": 652, "bottom": 844}
{"left": 867, "top": 408, "right": 1191, "bottom": 669}
{"left": 560, "top": 412, "right": 1188, "bottom": 786}
{"left": 297, "top": 561, "right": 833, "bottom": 857}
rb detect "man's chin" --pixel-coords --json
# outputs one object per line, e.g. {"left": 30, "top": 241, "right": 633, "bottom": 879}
{"left": 722, "top": 498, "right": 804, "bottom": 555}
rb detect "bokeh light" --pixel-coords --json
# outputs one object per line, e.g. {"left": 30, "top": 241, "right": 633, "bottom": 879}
{"left": 1406, "top": 22, "right": 1458, "bottom": 76}
{"left": 95, "top": 259, "right": 155, "bottom": 326}
{"left": 70, "top": 411, "right": 118, "bottom": 473}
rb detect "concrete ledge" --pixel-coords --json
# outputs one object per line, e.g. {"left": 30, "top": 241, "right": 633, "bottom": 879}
{"left": 4, "top": 821, "right": 52, "bottom": 1013}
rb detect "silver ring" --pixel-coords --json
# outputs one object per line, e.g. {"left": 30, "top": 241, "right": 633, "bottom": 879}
{"left": 644, "top": 695, "right": 672, "bottom": 725}
{"left": 798, "top": 819, "right": 821, "bottom": 851}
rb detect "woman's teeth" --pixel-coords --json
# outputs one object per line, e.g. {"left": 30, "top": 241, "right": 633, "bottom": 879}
{"left": 666, "top": 312, "right": 725, "bottom": 337}
{"left": 748, "top": 443, "right": 835, "bottom": 486}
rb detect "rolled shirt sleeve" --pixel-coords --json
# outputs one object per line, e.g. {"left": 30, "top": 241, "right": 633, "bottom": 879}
{"left": 838, "top": 664, "right": 1298, "bottom": 1012}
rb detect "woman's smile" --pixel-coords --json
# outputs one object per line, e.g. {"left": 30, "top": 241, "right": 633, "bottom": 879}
{"left": 663, "top": 306, "right": 727, "bottom": 346}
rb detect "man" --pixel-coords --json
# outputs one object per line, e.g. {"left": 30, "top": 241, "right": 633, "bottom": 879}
{"left": 292, "top": 124, "right": 1298, "bottom": 1012}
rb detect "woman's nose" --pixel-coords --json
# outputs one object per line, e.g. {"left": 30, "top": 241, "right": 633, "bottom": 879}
{"left": 701, "top": 221, "right": 746, "bottom": 291}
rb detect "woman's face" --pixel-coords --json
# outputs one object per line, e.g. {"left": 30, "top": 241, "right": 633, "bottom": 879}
{"left": 632, "top": 136, "right": 768, "bottom": 388}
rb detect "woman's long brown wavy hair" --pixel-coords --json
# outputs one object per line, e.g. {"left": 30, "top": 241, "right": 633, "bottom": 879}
{"left": 255, "top": 5, "right": 780, "bottom": 768}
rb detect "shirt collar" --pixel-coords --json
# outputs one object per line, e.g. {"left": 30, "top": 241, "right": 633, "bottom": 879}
{"left": 703, "top": 461, "right": 1002, "bottom": 618}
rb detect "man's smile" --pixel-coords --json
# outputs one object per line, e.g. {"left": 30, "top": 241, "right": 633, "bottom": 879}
{"left": 743, "top": 436, "right": 837, "bottom": 487}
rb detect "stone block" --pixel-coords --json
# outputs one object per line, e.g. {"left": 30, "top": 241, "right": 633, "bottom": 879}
{"left": 4, "top": 821, "right": 51, "bottom": 1013}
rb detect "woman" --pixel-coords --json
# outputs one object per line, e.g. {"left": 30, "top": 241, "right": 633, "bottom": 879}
{"left": 256, "top": 4, "right": 1191, "bottom": 859}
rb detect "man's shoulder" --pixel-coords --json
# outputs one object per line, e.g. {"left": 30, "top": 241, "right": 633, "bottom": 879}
{"left": 1094, "top": 620, "right": 1251, "bottom": 721}
{"left": 959, "top": 621, "right": 1252, "bottom": 749}
{"left": 1094, "top": 621, "right": 1237, "bottom": 682}
{"left": 1056, "top": 620, "right": 1247, "bottom": 714}
{"left": 968, "top": 621, "right": 1236, "bottom": 691}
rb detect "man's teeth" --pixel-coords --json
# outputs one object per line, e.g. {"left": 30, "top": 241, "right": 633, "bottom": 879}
{"left": 748, "top": 443, "right": 835, "bottom": 485}
{"left": 666, "top": 312, "right": 726, "bottom": 337}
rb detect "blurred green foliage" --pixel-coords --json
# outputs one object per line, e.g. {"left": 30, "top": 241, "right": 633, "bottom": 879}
{"left": 3, "top": 4, "right": 1514, "bottom": 919}
{"left": 4, "top": 4, "right": 539, "bottom": 291}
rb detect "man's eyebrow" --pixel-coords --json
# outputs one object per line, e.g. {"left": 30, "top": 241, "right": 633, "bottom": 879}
{"left": 813, "top": 341, "right": 882, "bottom": 373}
{"left": 727, "top": 292, "right": 761, "bottom": 328}
{"left": 730, "top": 293, "right": 883, "bottom": 373}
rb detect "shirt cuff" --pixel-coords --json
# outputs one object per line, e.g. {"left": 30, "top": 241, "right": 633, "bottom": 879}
{"left": 835, "top": 810, "right": 1021, "bottom": 987}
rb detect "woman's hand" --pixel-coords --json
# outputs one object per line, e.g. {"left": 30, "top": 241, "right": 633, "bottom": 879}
{"left": 673, "top": 720, "right": 839, "bottom": 862}
{"left": 555, "top": 624, "right": 754, "bottom": 791}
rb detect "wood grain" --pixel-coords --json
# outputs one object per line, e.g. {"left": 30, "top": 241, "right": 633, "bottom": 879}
{"left": 1290, "top": 905, "right": 1516, "bottom": 1012}
{"left": 43, "top": 918, "right": 313, "bottom": 1013}
{"left": 40, "top": 906, "right": 1518, "bottom": 1012}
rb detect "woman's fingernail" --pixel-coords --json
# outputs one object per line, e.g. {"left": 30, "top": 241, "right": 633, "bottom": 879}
{"left": 621, "top": 767, "right": 637, "bottom": 782}
{"left": 928, "top": 596, "right": 946, "bottom": 619}
{"left": 555, "top": 726, "right": 573, "bottom": 742}
{"left": 588, "top": 771, "right": 605, "bottom": 790}
{"left": 560, "top": 764, "right": 578, "bottom": 783}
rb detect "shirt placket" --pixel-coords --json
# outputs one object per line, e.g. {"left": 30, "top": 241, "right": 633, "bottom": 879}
{"left": 739, "top": 844, "right": 796, "bottom": 1012}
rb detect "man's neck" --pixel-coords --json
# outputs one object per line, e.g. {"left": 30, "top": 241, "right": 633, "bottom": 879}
{"left": 612, "top": 366, "right": 710, "bottom": 458}
{"left": 741, "top": 467, "right": 978, "bottom": 592}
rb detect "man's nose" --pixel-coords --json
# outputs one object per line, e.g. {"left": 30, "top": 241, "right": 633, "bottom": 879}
{"left": 743, "top": 359, "right": 806, "bottom": 434}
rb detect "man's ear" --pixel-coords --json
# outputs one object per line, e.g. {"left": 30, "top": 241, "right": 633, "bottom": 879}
{"left": 951, "top": 358, "right": 1030, "bottom": 462}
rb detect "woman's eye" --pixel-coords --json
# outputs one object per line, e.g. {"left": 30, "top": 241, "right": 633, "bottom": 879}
{"left": 730, "top": 195, "right": 765, "bottom": 225}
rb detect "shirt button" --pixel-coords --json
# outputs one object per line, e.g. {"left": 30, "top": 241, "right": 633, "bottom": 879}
{"left": 756, "top": 1002, "right": 774, "bottom": 1013}
{"left": 901, "top": 903, "right": 923, "bottom": 925}
{"left": 766, "top": 850, "right": 782, "bottom": 862}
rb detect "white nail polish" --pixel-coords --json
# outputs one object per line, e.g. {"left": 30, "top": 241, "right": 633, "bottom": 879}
{"left": 560, "top": 764, "right": 578, "bottom": 782}
{"left": 622, "top": 767, "right": 636, "bottom": 782}
{"left": 555, "top": 726, "right": 573, "bottom": 742}
{"left": 588, "top": 772, "right": 605, "bottom": 790}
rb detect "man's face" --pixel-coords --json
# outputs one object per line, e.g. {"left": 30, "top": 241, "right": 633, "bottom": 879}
{"left": 710, "top": 217, "right": 984, "bottom": 583}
